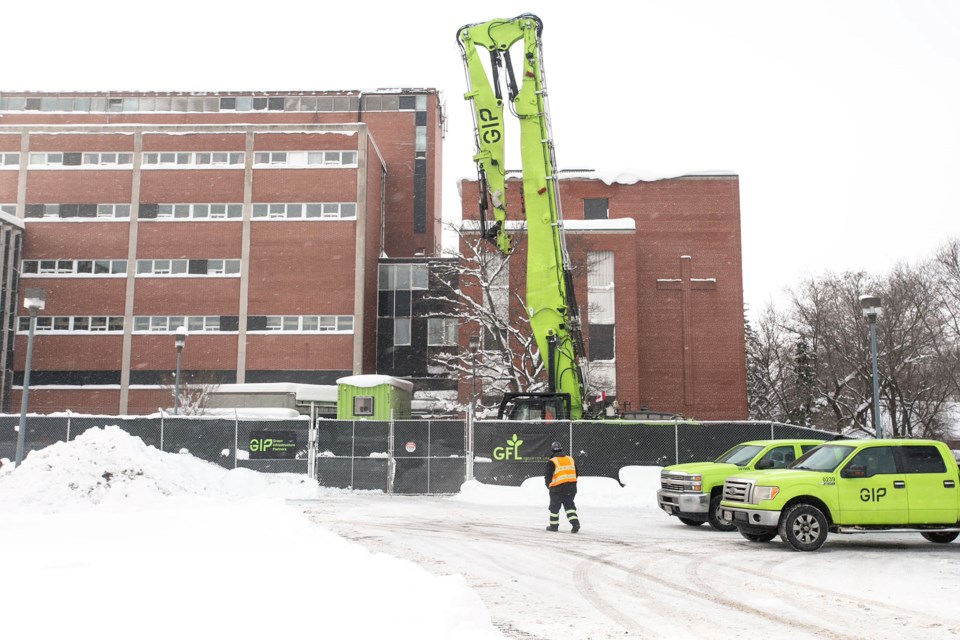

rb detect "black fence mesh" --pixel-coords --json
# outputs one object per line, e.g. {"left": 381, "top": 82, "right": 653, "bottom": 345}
{"left": 0, "top": 414, "right": 310, "bottom": 474}
{"left": 0, "top": 415, "right": 834, "bottom": 494}
{"left": 314, "top": 419, "right": 833, "bottom": 493}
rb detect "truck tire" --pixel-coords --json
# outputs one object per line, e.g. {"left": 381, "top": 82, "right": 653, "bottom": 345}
{"left": 708, "top": 495, "right": 737, "bottom": 532}
{"left": 740, "top": 530, "right": 777, "bottom": 543}
{"left": 779, "top": 503, "right": 828, "bottom": 551}
{"left": 678, "top": 517, "right": 704, "bottom": 527}
{"left": 921, "top": 532, "right": 959, "bottom": 544}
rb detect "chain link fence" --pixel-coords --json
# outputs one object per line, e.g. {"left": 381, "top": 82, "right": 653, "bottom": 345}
{"left": 0, "top": 414, "right": 311, "bottom": 474}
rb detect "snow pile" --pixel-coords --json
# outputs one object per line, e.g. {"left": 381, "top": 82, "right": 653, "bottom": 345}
{"left": 0, "top": 425, "right": 318, "bottom": 511}
{"left": 0, "top": 426, "right": 504, "bottom": 640}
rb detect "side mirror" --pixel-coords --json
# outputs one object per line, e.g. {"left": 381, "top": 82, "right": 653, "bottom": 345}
{"left": 755, "top": 459, "right": 775, "bottom": 470}
{"left": 842, "top": 464, "right": 867, "bottom": 478}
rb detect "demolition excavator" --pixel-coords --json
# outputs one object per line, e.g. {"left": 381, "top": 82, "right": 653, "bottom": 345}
{"left": 457, "top": 14, "right": 596, "bottom": 420}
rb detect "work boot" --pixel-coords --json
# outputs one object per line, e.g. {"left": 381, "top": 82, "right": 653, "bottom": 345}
{"left": 546, "top": 524, "right": 559, "bottom": 532}
{"left": 571, "top": 523, "right": 580, "bottom": 533}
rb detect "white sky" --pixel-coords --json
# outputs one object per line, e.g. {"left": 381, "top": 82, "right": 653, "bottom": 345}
{"left": 4, "top": 0, "right": 959, "bottom": 313}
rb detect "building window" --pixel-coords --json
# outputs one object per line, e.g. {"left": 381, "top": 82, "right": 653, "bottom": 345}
{"left": 28, "top": 152, "right": 132, "bottom": 167}
{"left": 136, "top": 259, "right": 241, "bottom": 276}
{"left": 0, "top": 153, "right": 20, "bottom": 168}
{"left": 142, "top": 152, "right": 243, "bottom": 167}
{"left": 133, "top": 316, "right": 223, "bottom": 332}
{"left": 253, "top": 151, "right": 358, "bottom": 168}
{"left": 583, "top": 198, "right": 609, "bottom": 220}
{"left": 18, "top": 316, "right": 124, "bottom": 333}
{"left": 22, "top": 203, "right": 130, "bottom": 220}
{"left": 21, "top": 259, "right": 126, "bottom": 277}
{"left": 139, "top": 203, "right": 243, "bottom": 220}
{"left": 353, "top": 396, "right": 374, "bottom": 416}
{"left": 252, "top": 202, "right": 356, "bottom": 220}
{"left": 1, "top": 204, "right": 17, "bottom": 215}
{"left": 394, "top": 318, "right": 411, "bottom": 346}
{"left": 250, "top": 315, "right": 354, "bottom": 333}
{"left": 378, "top": 264, "right": 429, "bottom": 291}
{"left": 427, "top": 318, "right": 458, "bottom": 346}
{"left": 588, "top": 251, "right": 615, "bottom": 361}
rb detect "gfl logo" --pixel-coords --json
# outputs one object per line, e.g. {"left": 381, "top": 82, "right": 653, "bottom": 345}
{"left": 493, "top": 434, "right": 523, "bottom": 461}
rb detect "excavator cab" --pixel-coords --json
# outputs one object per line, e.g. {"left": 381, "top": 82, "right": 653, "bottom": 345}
{"left": 497, "top": 393, "right": 571, "bottom": 420}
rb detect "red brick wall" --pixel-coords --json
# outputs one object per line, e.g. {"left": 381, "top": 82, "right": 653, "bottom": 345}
{"left": 458, "top": 175, "right": 748, "bottom": 420}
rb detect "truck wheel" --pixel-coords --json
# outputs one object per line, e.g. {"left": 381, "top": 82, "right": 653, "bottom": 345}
{"left": 708, "top": 495, "right": 737, "bottom": 532}
{"left": 740, "top": 530, "right": 777, "bottom": 543}
{"left": 678, "top": 517, "right": 704, "bottom": 527}
{"left": 921, "top": 532, "right": 959, "bottom": 544}
{"left": 779, "top": 503, "right": 828, "bottom": 551}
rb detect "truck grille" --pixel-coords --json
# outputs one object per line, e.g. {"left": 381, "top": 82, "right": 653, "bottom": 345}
{"left": 661, "top": 472, "right": 698, "bottom": 493}
{"left": 723, "top": 478, "right": 753, "bottom": 503}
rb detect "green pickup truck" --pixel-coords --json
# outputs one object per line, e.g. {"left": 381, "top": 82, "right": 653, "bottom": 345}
{"left": 720, "top": 439, "right": 960, "bottom": 551}
{"left": 657, "top": 439, "right": 825, "bottom": 531}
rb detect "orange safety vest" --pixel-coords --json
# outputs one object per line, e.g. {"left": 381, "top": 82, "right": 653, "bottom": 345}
{"left": 549, "top": 455, "right": 577, "bottom": 487}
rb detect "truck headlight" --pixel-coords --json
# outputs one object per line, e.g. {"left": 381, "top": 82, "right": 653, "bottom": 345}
{"left": 751, "top": 486, "right": 779, "bottom": 504}
{"left": 690, "top": 475, "right": 702, "bottom": 492}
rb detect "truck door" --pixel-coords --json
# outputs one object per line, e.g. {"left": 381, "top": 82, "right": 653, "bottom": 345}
{"left": 837, "top": 446, "right": 908, "bottom": 525}
{"left": 898, "top": 445, "right": 960, "bottom": 525}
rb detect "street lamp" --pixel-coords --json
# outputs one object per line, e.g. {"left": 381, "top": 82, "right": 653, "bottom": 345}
{"left": 860, "top": 295, "right": 882, "bottom": 438}
{"left": 15, "top": 288, "right": 45, "bottom": 467}
{"left": 173, "top": 326, "right": 187, "bottom": 415}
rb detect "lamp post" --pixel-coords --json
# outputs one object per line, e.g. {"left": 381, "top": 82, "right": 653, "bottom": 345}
{"left": 15, "top": 288, "right": 45, "bottom": 467}
{"left": 860, "top": 295, "right": 882, "bottom": 438}
{"left": 173, "top": 326, "right": 187, "bottom": 415}
{"left": 466, "top": 335, "right": 480, "bottom": 483}
{"left": 469, "top": 336, "right": 480, "bottom": 419}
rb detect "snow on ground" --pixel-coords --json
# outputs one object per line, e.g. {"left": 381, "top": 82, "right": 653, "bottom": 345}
{"left": 5, "top": 428, "right": 960, "bottom": 639}
{"left": 0, "top": 427, "right": 503, "bottom": 640}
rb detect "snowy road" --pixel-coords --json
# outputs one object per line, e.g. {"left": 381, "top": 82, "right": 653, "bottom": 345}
{"left": 301, "top": 490, "right": 960, "bottom": 640}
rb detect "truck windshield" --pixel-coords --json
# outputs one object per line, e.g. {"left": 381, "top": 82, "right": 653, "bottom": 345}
{"left": 789, "top": 445, "right": 856, "bottom": 472}
{"left": 714, "top": 445, "right": 764, "bottom": 466}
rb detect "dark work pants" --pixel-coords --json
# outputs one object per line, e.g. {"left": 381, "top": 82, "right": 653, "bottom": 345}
{"left": 548, "top": 483, "right": 579, "bottom": 528}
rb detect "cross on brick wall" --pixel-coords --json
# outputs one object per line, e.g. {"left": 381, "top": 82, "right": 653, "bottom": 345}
{"left": 656, "top": 255, "right": 717, "bottom": 406}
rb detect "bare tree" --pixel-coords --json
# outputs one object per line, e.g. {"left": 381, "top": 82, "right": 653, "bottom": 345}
{"left": 161, "top": 371, "right": 221, "bottom": 416}
{"left": 747, "top": 240, "right": 960, "bottom": 439}
{"left": 429, "top": 222, "right": 608, "bottom": 416}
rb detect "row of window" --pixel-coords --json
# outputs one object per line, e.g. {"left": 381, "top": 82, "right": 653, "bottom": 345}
{"left": 379, "top": 264, "right": 430, "bottom": 291}
{"left": 17, "top": 314, "right": 355, "bottom": 333}
{"left": 24, "top": 150, "right": 359, "bottom": 169}
{"left": 252, "top": 202, "right": 356, "bottom": 220}
{"left": 0, "top": 94, "right": 426, "bottom": 114}
{"left": 14, "top": 202, "right": 358, "bottom": 221}
{"left": 136, "top": 259, "right": 241, "bottom": 276}
{"left": 394, "top": 317, "right": 458, "bottom": 347}
{"left": 29, "top": 152, "right": 134, "bottom": 167}
{"left": 24, "top": 204, "right": 131, "bottom": 219}
{"left": 252, "top": 151, "right": 358, "bottom": 167}
{"left": 22, "top": 259, "right": 127, "bottom": 276}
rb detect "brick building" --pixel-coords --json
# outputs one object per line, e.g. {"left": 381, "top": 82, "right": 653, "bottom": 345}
{"left": 457, "top": 173, "right": 748, "bottom": 420}
{"left": 0, "top": 90, "right": 443, "bottom": 414}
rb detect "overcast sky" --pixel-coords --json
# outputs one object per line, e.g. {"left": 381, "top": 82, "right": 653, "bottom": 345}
{"left": 4, "top": 0, "right": 958, "bottom": 313}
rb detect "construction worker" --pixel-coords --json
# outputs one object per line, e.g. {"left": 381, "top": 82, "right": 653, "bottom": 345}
{"left": 544, "top": 441, "right": 580, "bottom": 533}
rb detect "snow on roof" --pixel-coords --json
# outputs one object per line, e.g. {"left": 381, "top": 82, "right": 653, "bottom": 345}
{"left": 213, "top": 383, "right": 337, "bottom": 403}
{"left": 0, "top": 211, "right": 24, "bottom": 229}
{"left": 337, "top": 375, "right": 414, "bottom": 393}
{"left": 458, "top": 168, "right": 738, "bottom": 185}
